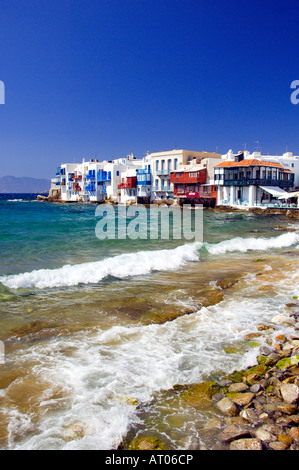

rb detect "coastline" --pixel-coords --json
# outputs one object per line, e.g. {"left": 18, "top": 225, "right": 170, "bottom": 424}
{"left": 122, "top": 303, "right": 299, "bottom": 451}
{"left": 37, "top": 193, "right": 299, "bottom": 220}
{"left": 1, "top": 194, "right": 298, "bottom": 450}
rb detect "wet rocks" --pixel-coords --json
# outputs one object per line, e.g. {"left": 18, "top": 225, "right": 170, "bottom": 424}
{"left": 210, "top": 330, "right": 299, "bottom": 450}
{"left": 216, "top": 397, "right": 239, "bottom": 417}
{"left": 280, "top": 383, "right": 299, "bottom": 404}
{"left": 128, "top": 436, "right": 167, "bottom": 450}
{"left": 229, "top": 438, "right": 263, "bottom": 450}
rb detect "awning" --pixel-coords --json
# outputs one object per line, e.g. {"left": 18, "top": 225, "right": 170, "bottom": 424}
{"left": 278, "top": 191, "right": 299, "bottom": 199}
{"left": 259, "top": 186, "right": 290, "bottom": 198}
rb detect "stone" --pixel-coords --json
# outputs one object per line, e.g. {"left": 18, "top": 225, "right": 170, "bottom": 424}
{"left": 211, "top": 392, "right": 226, "bottom": 403}
{"left": 276, "top": 356, "right": 299, "bottom": 369}
{"left": 275, "top": 335, "right": 287, "bottom": 344}
{"left": 250, "top": 383, "right": 262, "bottom": 393}
{"left": 257, "top": 323, "right": 274, "bottom": 331}
{"left": 180, "top": 381, "right": 219, "bottom": 408}
{"left": 290, "top": 414, "right": 299, "bottom": 424}
{"left": 240, "top": 408, "right": 260, "bottom": 424}
{"left": 229, "top": 438, "right": 263, "bottom": 450}
{"left": 254, "top": 428, "right": 276, "bottom": 442}
{"left": 244, "top": 332, "right": 262, "bottom": 340}
{"left": 227, "top": 392, "right": 255, "bottom": 407}
{"left": 228, "top": 383, "right": 249, "bottom": 393}
{"left": 278, "top": 434, "right": 293, "bottom": 446}
{"left": 218, "top": 424, "right": 252, "bottom": 443}
{"left": 128, "top": 436, "right": 167, "bottom": 450}
{"left": 280, "top": 383, "right": 299, "bottom": 404}
{"left": 216, "top": 397, "right": 239, "bottom": 417}
{"left": 288, "top": 427, "right": 299, "bottom": 442}
{"left": 259, "top": 345, "right": 273, "bottom": 356}
{"left": 202, "top": 417, "right": 222, "bottom": 433}
{"left": 271, "top": 314, "right": 295, "bottom": 326}
{"left": 277, "top": 403, "right": 298, "bottom": 415}
{"left": 268, "top": 441, "right": 289, "bottom": 450}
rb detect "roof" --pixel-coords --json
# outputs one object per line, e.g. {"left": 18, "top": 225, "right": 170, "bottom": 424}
{"left": 214, "top": 159, "right": 285, "bottom": 169}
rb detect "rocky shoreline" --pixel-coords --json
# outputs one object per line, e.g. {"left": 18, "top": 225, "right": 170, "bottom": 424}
{"left": 37, "top": 194, "right": 299, "bottom": 218}
{"left": 123, "top": 303, "right": 299, "bottom": 451}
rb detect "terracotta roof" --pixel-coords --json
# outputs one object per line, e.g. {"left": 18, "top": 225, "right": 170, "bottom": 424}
{"left": 214, "top": 159, "right": 284, "bottom": 169}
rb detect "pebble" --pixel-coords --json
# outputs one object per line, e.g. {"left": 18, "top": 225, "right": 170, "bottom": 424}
{"left": 207, "top": 316, "right": 299, "bottom": 450}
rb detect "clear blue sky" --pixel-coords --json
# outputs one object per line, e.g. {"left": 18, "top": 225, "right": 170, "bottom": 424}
{"left": 0, "top": 0, "right": 298, "bottom": 178}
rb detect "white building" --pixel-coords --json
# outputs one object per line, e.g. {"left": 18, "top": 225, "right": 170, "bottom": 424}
{"left": 215, "top": 150, "right": 295, "bottom": 208}
{"left": 150, "top": 149, "right": 221, "bottom": 200}
{"left": 57, "top": 154, "right": 143, "bottom": 203}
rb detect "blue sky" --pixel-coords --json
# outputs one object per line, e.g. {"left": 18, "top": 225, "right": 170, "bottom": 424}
{"left": 0, "top": 0, "right": 298, "bottom": 178}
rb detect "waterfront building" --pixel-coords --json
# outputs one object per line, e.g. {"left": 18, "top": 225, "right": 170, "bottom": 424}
{"left": 215, "top": 150, "right": 295, "bottom": 208}
{"left": 170, "top": 154, "right": 222, "bottom": 205}
{"left": 55, "top": 154, "right": 143, "bottom": 203}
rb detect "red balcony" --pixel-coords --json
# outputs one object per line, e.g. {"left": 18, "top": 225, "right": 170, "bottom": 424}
{"left": 170, "top": 168, "right": 207, "bottom": 184}
{"left": 174, "top": 185, "right": 218, "bottom": 198}
{"left": 118, "top": 176, "right": 137, "bottom": 189}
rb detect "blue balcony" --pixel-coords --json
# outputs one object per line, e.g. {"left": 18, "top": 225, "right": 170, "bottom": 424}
{"left": 98, "top": 170, "right": 111, "bottom": 182}
{"left": 137, "top": 172, "right": 152, "bottom": 186}
{"left": 86, "top": 184, "right": 96, "bottom": 192}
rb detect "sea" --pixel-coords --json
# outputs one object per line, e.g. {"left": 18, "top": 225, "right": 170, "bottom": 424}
{"left": 0, "top": 193, "right": 298, "bottom": 450}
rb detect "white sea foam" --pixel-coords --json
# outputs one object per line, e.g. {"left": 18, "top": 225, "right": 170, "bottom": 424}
{"left": 0, "top": 242, "right": 201, "bottom": 289}
{"left": 1, "top": 231, "right": 298, "bottom": 290}
{"left": 204, "top": 231, "right": 299, "bottom": 255}
{"left": 9, "top": 267, "right": 298, "bottom": 450}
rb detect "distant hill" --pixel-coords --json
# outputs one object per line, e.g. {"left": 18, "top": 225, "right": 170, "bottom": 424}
{"left": 0, "top": 175, "right": 50, "bottom": 193}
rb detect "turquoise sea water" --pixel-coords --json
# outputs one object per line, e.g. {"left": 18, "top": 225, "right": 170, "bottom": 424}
{"left": 0, "top": 195, "right": 299, "bottom": 449}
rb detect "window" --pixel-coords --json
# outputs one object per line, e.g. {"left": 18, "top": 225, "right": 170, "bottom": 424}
{"left": 174, "top": 158, "right": 178, "bottom": 170}
{"left": 116, "top": 171, "right": 119, "bottom": 176}
{"left": 156, "top": 160, "right": 159, "bottom": 171}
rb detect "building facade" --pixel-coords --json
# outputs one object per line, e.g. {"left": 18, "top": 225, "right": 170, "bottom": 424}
{"left": 150, "top": 149, "right": 220, "bottom": 200}
{"left": 215, "top": 151, "right": 295, "bottom": 207}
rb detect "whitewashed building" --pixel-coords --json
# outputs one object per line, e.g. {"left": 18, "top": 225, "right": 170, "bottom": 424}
{"left": 215, "top": 150, "right": 295, "bottom": 208}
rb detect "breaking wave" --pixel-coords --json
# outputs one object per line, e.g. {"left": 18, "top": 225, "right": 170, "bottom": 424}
{"left": 1, "top": 231, "right": 298, "bottom": 290}
{"left": 0, "top": 243, "right": 201, "bottom": 289}
{"left": 204, "top": 231, "right": 299, "bottom": 255}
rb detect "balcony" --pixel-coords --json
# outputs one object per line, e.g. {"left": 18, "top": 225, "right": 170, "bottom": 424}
{"left": 118, "top": 176, "right": 137, "bottom": 189}
{"left": 222, "top": 178, "right": 294, "bottom": 188}
{"left": 98, "top": 171, "right": 111, "bottom": 182}
{"left": 156, "top": 169, "right": 170, "bottom": 176}
{"left": 156, "top": 186, "right": 173, "bottom": 192}
{"left": 85, "top": 184, "right": 96, "bottom": 192}
{"left": 170, "top": 169, "right": 207, "bottom": 184}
